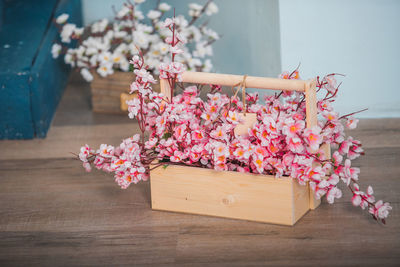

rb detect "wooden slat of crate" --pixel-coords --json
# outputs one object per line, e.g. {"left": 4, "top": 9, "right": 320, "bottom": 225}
{"left": 91, "top": 72, "right": 160, "bottom": 114}
{"left": 150, "top": 164, "right": 310, "bottom": 225}
{"left": 90, "top": 72, "right": 134, "bottom": 114}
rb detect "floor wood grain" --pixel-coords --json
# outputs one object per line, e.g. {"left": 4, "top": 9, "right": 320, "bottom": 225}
{"left": 0, "top": 75, "right": 399, "bottom": 266}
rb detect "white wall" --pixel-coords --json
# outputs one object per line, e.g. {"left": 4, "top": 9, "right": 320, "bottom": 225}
{"left": 279, "top": 0, "right": 400, "bottom": 118}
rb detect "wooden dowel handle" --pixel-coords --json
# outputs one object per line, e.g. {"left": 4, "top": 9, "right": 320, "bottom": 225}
{"left": 182, "top": 71, "right": 306, "bottom": 92}
{"left": 160, "top": 78, "right": 172, "bottom": 100}
{"left": 304, "top": 79, "right": 321, "bottom": 210}
{"left": 305, "top": 79, "right": 318, "bottom": 129}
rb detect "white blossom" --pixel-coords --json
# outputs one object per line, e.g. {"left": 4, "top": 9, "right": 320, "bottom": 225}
{"left": 206, "top": 2, "right": 218, "bottom": 16}
{"left": 114, "top": 30, "right": 128, "bottom": 39}
{"left": 159, "top": 3, "right": 171, "bottom": 12}
{"left": 157, "top": 43, "right": 169, "bottom": 55}
{"left": 115, "top": 43, "right": 128, "bottom": 54}
{"left": 99, "top": 51, "right": 112, "bottom": 64}
{"left": 186, "top": 26, "right": 201, "bottom": 42}
{"left": 89, "top": 55, "right": 98, "bottom": 66}
{"left": 119, "top": 59, "right": 130, "bottom": 71}
{"left": 128, "top": 43, "right": 140, "bottom": 55}
{"left": 193, "top": 42, "right": 212, "bottom": 58}
{"left": 64, "top": 51, "right": 75, "bottom": 67}
{"left": 56, "top": 13, "right": 69, "bottom": 24}
{"left": 134, "top": 10, "right": 144, "bottom": 20}
{"left": 188, "top": 3, "right": 202, "bottom": 17}
{"left": 74, "top": 27, "right": 84, "bottom": 36}
{"left": 147, "top": 10, "right": 162, "bottom": 20}
{"left": 117, "top": 6, "right": 130, "bottom": 18}
{"left": 203, "top": 27, "right": 219, "bottom": 40}
{"left": 85, "top": 46, "right": 98, "bottom": 56}
{"left": 112, "top": 52, "right": 124, "bottom": 64}
{"left": 61, "top": 23, "right": 76, "bottom": 43}
{"left": 51, "top": 43, "right": 62, "bottom": 58}
{"left": 187, "top": 57, "right": 202, "bottom": 69}
{"left": 77, "top": 60, "right": 88, "bottom": 68}
{"left": 133, "top": 31, "right": 150, "bottom": 49}
{"left": 91, "top": 19, "right": 108, "bottom": 33}
{"left": 97, "top": 62, "right": 114, "bottom": 77}
{"left": 203, "top": 59, "right": 213, "bottom": 72}
{"left": 80, "top": 68, "right": 94, "bottom": 82}
{"left": 175, "top": 15, "right": 188, "bottom": 28}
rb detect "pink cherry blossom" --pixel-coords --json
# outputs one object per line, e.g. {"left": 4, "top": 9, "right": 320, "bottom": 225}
{"left": 304, "top": 126, "right": 323, "bottom": 151}
{"left": 346, "top": 117, "right": 359, "bottom": 129}
{"left": 170, "top": 150, "right": 186, "bottom": 162}
{"left": 341, "top": 159, "right": 360, "bottom": 185}
{"left": 370, "top": 200, "right": 392, "bottom": 219}
{"left": 324, "top": 74, "right": 337, "bottom": 94}
{"left": 332, "top": 151, "right": 343, "bottom": 166}
{"left": 282, "top": 118, "right": 305, "bottom": 137}
{"left": 82, "top": 162, "right": 91, "bottom": 172}
{"left": 338, "top": 139, "right": 350, "bottom": 155}
{"left": 326, "top": 187, "right": 342, "bottom": 204}
{"left": 322, "top": 111, "right": 338, "bottom": 121}
{"left": 210, "top": 125, "right": 230, "bottom": 141}
{"left": 134, "top": 68, "right": 157, "bottom": 84}
{"left": 226, "top": 110, "right": 241, "bottom": 125}
{"left": 287, "top": 136, "right": 305, "bottom": 153}
{"left": 98, "top": 144, "right": 114, "bottom": 158}
{"left": 253, "top": 155, "right": 265, "bottom": 174}
{"left": 79, "top": 144, "right": 92, "bottom": 162}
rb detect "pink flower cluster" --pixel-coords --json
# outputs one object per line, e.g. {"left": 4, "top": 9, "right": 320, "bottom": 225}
{"left": 78, "top": 16, "right": 391, "bottom": 223}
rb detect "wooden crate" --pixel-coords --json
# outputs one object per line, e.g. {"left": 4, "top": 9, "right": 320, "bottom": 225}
{"left": 150, "top": 71, "right": 328, "bottom": 225}
{"left": 90, "top": 72, "right": 160, "bottom": 114}
{"left": 151, "top": 165, "right": 310, "bottom": 225}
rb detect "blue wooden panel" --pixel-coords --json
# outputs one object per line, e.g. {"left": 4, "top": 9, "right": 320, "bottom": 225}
{"left": 0, "top": 0, "right": 3, "bottom": 30}
{"left": 0, "top": 0, "right": 58, "bottom": 74}
{"left": 31, "top": 0, "right": 82, "bottom": 138}
{"left": 0, "top": 73, "right": 34, "bottom": 139}
{"left": 0, "top": 0, "right": 82, "bottom": 139}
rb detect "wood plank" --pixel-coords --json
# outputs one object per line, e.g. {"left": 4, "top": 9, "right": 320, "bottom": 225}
{"left": 345, "top": 118, "right": 400, "bottom": 148}
{"left": 0, "top": 123, "right": 140, "bottom": 160}
{"left": 91, "top": 72, "right": 135, "bottom": 114}
{"left": 0, "top": 146, "right": 399, "bottom": 265}
{"left": 151, "top": 164, "right": 310, "bottom": 225}
{"left": 234, "top": 112, "right": 258, "bottom": 136}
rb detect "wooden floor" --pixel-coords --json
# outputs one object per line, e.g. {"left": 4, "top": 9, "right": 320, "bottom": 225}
{"left": 0, "top": 74, "right": 399, "bottom": 266}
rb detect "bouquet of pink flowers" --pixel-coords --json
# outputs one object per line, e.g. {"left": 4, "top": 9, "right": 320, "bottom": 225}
{"left": 78, "top": 16, "right": 391, "bottom": 224}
